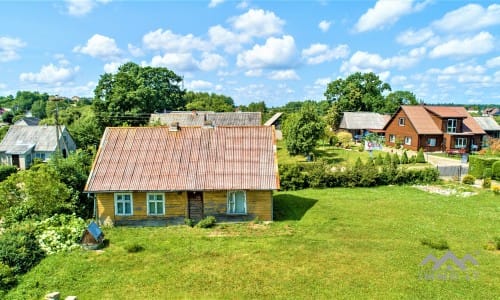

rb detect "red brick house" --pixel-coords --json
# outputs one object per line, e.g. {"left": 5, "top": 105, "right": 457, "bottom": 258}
{"left": 383, "top": 105, "right": 485, "bottom": 153}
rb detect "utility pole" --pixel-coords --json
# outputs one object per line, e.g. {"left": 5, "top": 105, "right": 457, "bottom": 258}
{"left": 50, "top": 95, "right": 67, "bottom": 156}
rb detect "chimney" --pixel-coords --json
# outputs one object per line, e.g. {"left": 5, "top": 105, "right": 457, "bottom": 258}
{"left": 169, "top": 122, "right": 180, "bottom": 132}
{"left": 192, "top": 110, "right": 198, "bottom": 116}
{"left": 202, "top": 120, "right": 214, "bottom": 129}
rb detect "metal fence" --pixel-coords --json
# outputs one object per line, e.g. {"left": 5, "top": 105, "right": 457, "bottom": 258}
{"left": 435, "top": 165, "right": 469, "bottom": 179}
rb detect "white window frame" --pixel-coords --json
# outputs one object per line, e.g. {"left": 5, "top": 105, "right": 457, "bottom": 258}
{"left": 115, "top": 193, "right": 133, "bottom": 216}
{"left": 447, "top": 119, "right": 457, "bottom": 133}
{"left": 404, "top": 136, "right": 412, "bottom": 145}
{"left": 427, "top": 138, "right": 436, "bottom": 147}
{"left": 399, "top": 118, "right": 405, "bottom": 126}
{"left": 147, "top": 193, "right": 165, "bottom": 216}
{"left": 389, "top": 134, "right": 395, "bottom": 143}
{"left": 227, "top": 191, "right": 247, "bottom": 215}
{"left": 455, "top": 138, "right": 467, "bottom": 149}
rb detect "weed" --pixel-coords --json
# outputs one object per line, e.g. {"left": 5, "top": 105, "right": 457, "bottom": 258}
{"left": 420, "top": 238, "right": 449, "bottom": 250}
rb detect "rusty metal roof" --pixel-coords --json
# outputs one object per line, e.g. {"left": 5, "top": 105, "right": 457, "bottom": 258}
{"left": 84, "top": 126, "right": 279, "bottom": 192}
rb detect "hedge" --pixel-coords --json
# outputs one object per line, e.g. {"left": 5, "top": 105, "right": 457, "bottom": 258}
{"left": 468, "top": 156, "right": 500, "bottom": 179}
{"left": 492, "top": 161, "right": 500, "bottom": 180}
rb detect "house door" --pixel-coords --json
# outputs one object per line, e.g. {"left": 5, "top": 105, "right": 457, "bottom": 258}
{"left": 188, "top": 192, "right": 203, "bottom": 221}
{"left": 11, "top": 155, "right": 20, "bottom": 168}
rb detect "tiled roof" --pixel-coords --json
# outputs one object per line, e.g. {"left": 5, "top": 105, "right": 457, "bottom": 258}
{"left": 339, "top": 112, "right": 389, "bottom": 130}
{"left": 424, "top": 106, "right": 469, "bottom": 118}
{"left": 0, "top": 125, "right": 67, "bottom": 153}
{"left": 473, "top": 117, "right": 500, "bottom": 131}
{"left": 84, "top": 126, "right": 279, "bottom": 192}
{"left": 399, "top": 106, "right": 442, "bottom": 134}
{"left": 150, "top": 112, "right": 262, "bottom": 126}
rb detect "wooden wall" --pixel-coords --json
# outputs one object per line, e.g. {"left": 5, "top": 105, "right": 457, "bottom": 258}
{"left": 203, "top": 190, "right": 273, "bottom": 221}
{"left": 384, "top": 109, "right": 420, "bottom": 151}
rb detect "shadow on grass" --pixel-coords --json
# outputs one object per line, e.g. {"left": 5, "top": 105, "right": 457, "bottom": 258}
{"left": 313, "top": 148, "right": 345, "bottom": 164}
{"left": 273, "top": 194, "right": 318, "bottom": 221}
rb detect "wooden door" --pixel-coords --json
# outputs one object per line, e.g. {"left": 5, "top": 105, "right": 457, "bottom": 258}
{"left": 188, "top": 192, "right": 203, "bottom": 221}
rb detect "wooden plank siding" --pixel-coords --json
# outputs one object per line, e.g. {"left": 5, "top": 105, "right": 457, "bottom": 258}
{"left": 384, "top": 109, "right": 420, "bottom": 151}
{"left": 95, "top": 190, "right": 273, "bottom": 226}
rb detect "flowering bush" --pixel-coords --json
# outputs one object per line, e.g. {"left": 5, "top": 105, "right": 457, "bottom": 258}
{"left": 36, "top": 214, "right": 86, "bottom": 255}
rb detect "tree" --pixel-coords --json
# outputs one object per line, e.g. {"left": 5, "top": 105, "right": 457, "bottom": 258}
{"left": 184, "top": 91, "right": 234, "bottom": 112}
{"left": 324, "top": 72, "right": 391, "bottom": 130}
{"left": 383, "top": 91, "right": 418, "bottom": 113}
{"left": 93, "top": 62, "right": 185, "bottom": 128}
{"left": 31, "top": 99, "right": 47, "bottom": 119}
{"left": 282, "top": 103, "right": 325, "bottom": 156}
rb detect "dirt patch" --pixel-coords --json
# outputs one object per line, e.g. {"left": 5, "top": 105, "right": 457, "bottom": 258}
{"left": 413, "top": 185, "right": 478, "bottom": 197}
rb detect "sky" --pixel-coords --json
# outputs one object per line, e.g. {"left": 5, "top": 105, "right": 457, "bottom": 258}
{"left": 0, "top": 0, "right": 499, "bottom": 107}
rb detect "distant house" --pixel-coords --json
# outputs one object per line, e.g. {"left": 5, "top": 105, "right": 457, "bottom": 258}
{"left": 0, "top": 125, "right": 76, "bottom": 169}
{"left": 264, "top": 112, "right": 283, "bottom": 139}
{"left": 150, "top": 111, "right": 262, "bottom": 126}
{"left": 482, "top": 107, "right": 500, "bottom": 117}
{"left": 339, "top": 112, "right": 390, "bottom": 140}
{"left": 84, "top": 125, "right": 280, "bottom": 226}
{"left": 474, "top": 116, "right": 500, "bottom": 140}
{"left": 14, "top": 117, "right": 40, "bottom": 126}
{"left": 384, "top": 105, "right": 485, "bottom": 153}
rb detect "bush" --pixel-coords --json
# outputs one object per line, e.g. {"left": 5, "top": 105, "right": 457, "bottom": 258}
{"left": 35, "top": 214, "right": 86, "bottom": 255}
{"left": 468, "top": 156, "right": 500, "bottom": 179}
{"left": 483, "top": 168, "right": 492, "bottom": 179}
{"left": 0, "top": 262, "right": 16, "bottom": 292}
{"left": 279, "top": 164, "right": 308, "bottom": 190}
{"left": 392, "top": 153, "right": 400, "bottom": 165}
{"left": 400, "top": 151, "right": 409, "bottom": 164}
{"left": 493, "top": 236, "right": 500, "bottom": 250}
{"left": 184, "top": 218, "right": 195, "bottom": 227}
{"left": 492, "top": 161, "right": 500, "bottom": 180}
{"left": 421, "top": 238, "right": 449, "bottom": 250}
{"left": 0, "top": 165, "right": 17, "bottom": 182}
{"left": 482, "top": 178, "right": 491, "bottom": 189}
{"left": 0, "top": 223, "right": 45, "bottom": 275}
{"left": 384, "top": 152, "right": 392, "bottom": 165}
{"left": 196, "top": 216, "right": 217, "bottom": 228}
{"left": 462, "top": 174, "right": 476, "bottom": 185}
{"left": 337, "top": 132, "right": 353, "bottom": 148}
{"left": 375, "top": 154, "right": 384, "bottom": 166}
{"left": 416, "top": 148, "right": 426, "bottom": 163}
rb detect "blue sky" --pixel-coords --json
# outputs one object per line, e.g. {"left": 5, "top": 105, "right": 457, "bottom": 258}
{"left": 1, "top": 0, "right": 499, "bottom": 107}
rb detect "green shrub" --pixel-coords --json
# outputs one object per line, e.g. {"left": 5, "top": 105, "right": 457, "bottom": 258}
{"left": 279, "top": 164, "right": 308, "bottom": 190}
{"left": 0, "top": 223, "right": 45, "bottom": 274}
{"left": 409, "top": 155, "right": 416, "bottom": 164}
{"left": 184, "top": 218, "right": 195, "bottom": 227}
{"left": 462, "top": 174, "right": 476, "bottom": 185}
{"left": 337, "top": 132, "right": 353, "bottom": 148}
{"left": 492, "top": 161, "right": 500, "bottom": 180}
{"left": 482, "top": 178, "right": 491, "bottom": 189}
{"left": 196, "top": 216, "right": 217, "bottom": 228}
{"left": 375, "top": 154, "right": 384, "bottom": 166}
{"left": 124, "top": 243, "right": 145, "bottom": 253}
{"left": 0, "top": 262, "right": 16, "bottom": 292}
{"left": 468, "top": 156, "right": 500, "bottom": 179}
{"left": 493, "top": 236, "right": 500, "bottom": 250}
{"left": 392, "top": 153, "right": 400, "bottom": 165}
{"left": 400, "top": 151, "right": 409, "bottom": 164}
{"left": 0, "top": 165, "right": 17, "bottom": 182}
{"left": 483, "top": 168, "right": 492, "bottom": 179}
{"left": 421, "top": 238, "right": 449, "bottom": 250}
{"left": 384, "top": 152, "right": 392, "bottom": 165}
{"left": 35, "top": 214, "right": 86, "bottom": 255}
{"left": 416, "top": 148, "right": 426, "bottom": 163}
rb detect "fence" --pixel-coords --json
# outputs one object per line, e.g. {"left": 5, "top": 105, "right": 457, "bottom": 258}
{"left": 435, "top": 165, "right": 469, "bottom": 180}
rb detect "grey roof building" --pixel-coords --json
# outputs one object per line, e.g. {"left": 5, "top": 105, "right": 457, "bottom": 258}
{"left": 150, "top": 111, "right": 262, "bottom": 127}
{"left": 473, "top": 116, "right": 500, "bottom": 139}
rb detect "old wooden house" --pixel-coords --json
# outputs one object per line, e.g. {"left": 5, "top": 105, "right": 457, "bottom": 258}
{"left": 84, "top": 125, "right": 280, "bottom": 226}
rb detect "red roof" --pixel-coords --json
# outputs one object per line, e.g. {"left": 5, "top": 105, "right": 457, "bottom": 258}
{"left": 425, "top": 106, "right": 469, "bottom": 118}
{"left": 400, "top": 106, "right": 442, "bottom": 134}
{"left": 84, "top": 126, "right": 279, "bottom": 192}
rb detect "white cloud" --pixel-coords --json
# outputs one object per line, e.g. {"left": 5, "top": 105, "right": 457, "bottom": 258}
{"left": 341, "top": 47, "right": 426, "bottom": 73}
{"left": 143, "top": 29, "right": 210, "bottom": 52}
{"left": 230, "top": 9, "right": 285, "bottom": 38}
{"left": 186, "top": 80, "right": 213, "bottom": 90}
{"left": 237, "top": 1, "right": 249, "bottom": 9}
{"left": 73, "top": 34, "right": 121, "bottom": 60}
{"left": 429, "top": 32, "right": 494, "bottom": 58}
{"left": 236, "top": 35, "right": 297, "bottom": 69}
{"left": 268, "top": 70, "right": 299, "bottom": 80}
{"left": 486, "top": 56, "right": 500, "bottom": 68}
{"left": 302, "top": 43, "right": 349, "bottom": 65}
{"left": 150, "top": 53, "right": 198, "bottom": 71}
{"left": 318, "top": 20, "right": 331, "bottom": 32}
{"left": 199, "top": 52, "right": 227, "bottom": 71}
{"left": 245, "top": 69, "right": 263, "bottom": 77}
{"left": 103, "top": 61, "right": 124, "bottom": 74}
{"left": 0, "top": 36, "right": 26, "bottom": 62}
{"left": 208, "top": 0, "right": 224, "bottom": 8}
{"left": 0, "top": 83, "right": 6, "bottom": 89}
{"left": 65, "top": 0, "right": 94, "bottom": 16}
{"left": 19, "top": 63, "right": 79, "bottom": 84}
{"left": 355, "top": 0, "right": 429, "bottom": 32}
{"left": 314, "top": 77, "right": 332, "bottom": 87}
{"left": 208, "top": 25, "right": 249, "bottom": 53}
{"left": 433, "top": 4, "right": 500, "bottom": 32}
{"left": 396, "top": 28, "right": 434, "bottom": 46}
{"left": 128, "top": 44, "right": 144, "bottom": 57}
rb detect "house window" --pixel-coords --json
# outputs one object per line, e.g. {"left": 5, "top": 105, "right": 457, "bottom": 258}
{"left": 115, "top": 193, "right": 133, "bottom": 216}
{"left": 427, "top": 138, "right": 436, "bottom": 147}
{"left": 227, "top": 191, "right": 247, "bottom": 214}
{"left": 389, "top": 134, "right": 395, "bottom": 143}
{"left": 147, "top": 193, "right": 165, "bottom": 215}
{"left": 404, "top": 136, "right": 412, "bottom": 145}
{"left": 35, "top": 153, "right": 46, "bottom": 161}
{"left": 447, "top": 119, "right": 457, "bottom": 133}
{"left": 455, "top": 138, "right": 467, "bottom": 149}
{"left": 399, "top": 118, "right": 405, "bottom": 126}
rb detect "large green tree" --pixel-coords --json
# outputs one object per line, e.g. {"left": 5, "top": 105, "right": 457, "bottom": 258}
{"left": 324, "top": 72, "right": 391, "bottom": 130}
{"left": 93, "top": 62, "right": 185, "bottom": 127}
{"left": 383, "top": 91, "right": 419, "bottom": 113}
{"left": 282, "top": 103, "right": 325, "bottom": 156}
{"left": 184, "top": 91, "right": 235, "bottom": 112}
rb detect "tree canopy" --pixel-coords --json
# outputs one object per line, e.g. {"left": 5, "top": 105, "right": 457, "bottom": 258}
{"left": 282, "top": 103, "right": 325, "bottom": 156}
{"left": 93, "top": 62, "right": 185, "bottom": 127}
{"left": 184, "top": 91, "right": 235, "bottom": 112}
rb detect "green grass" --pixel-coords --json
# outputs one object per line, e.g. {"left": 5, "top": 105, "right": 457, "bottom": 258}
{"left": 7, "top": 186, "right": 499, "bottom": 299}
{"left": 429, "top": 152, "right": 463, "bottom": 160}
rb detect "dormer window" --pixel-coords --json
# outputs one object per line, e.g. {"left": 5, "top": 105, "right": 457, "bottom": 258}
{"left": 447, "top": 119, "right": 457, "bottom": 133}
{"left": 398, "top": 117, "right": 405, "bottom": 126}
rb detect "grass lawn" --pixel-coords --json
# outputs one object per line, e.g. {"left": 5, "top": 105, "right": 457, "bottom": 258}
{"left": 7, "top": 186, "right": 499, "bottom": 299}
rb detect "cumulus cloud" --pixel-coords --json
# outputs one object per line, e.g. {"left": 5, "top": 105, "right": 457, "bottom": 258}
{"left": 208, "top": 0, "right": 224, "bottom": 8}
{"left": 0, "top": 36, "right": 26, "bottom": 62}
{"left": 143, "top": 29, "right": 211, "bottom": 52}
{"left": 302, "top": 43, "right": 349, "bottom": 65}
{"left": 486, "top": 56, "right": 500, "bottom": 68}
{"left": 73, "top": 34, "right": 121, "bottom": 60}
{"left": 150, "top": 53, "right": 199, "bottom": 72}
{"left": 341, "top": 47, "right": 426, "bottom": 73}
{"left": 65, "top": 0, "right": 110, "bottom": 17}
{"left": 314, "top": 77, "right": 332, "bottom": 87}
{"left": 236, "top": 35, "right": 297, "bottom": 69}
{"left": 318, "top": 20, "right": 331, "bottom": 32}
{"left": 429, "top": 32, "right": 494, "bottom": 58}
{"left": 128, "top": 44, "right": 144, "bottom": 57}
{"left": 230, "top": 9, "right": 285, "bottom": 38}
{"left": 103, "top": 61, "right": 124, "bottom": 73}
{"left": 245, "top": 69, "right": 263, "bottom": 77}
{"left": 198, "top": 52, "right": 227, "bottom": 71}
{"left": 396, "top": 28, "right": 434, "bottom": 46}
{"left": 355, "top": 0, "right": 429, "bottom": 32}
{"left": 268, "top": 70, "right": 299, "bottom": 80}
{"left": 433, "top": 3, "right": 500, "bottom": 32}
{"left": 208, "top": 25, "right": 249, "bottom": 53}
{"left": 186, "top": 80, "right": 213, "bottom": 90}
{"left": 19, "top": 63, "right": 79, "bottom": 84}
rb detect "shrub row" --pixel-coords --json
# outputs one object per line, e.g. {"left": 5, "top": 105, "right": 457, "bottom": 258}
{"left": 468, "top": 156, "right": 500, "bottom": 179}
{"left": 279, "top": 161, "right": 439, "bottom": 190}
